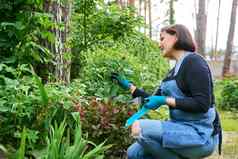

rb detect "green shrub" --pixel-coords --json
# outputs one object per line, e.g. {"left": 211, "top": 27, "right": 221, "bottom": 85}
{"left": 7, "top": 113, "right": 110, "bottom": 159}
{"left": 80, "top": 38, "right": 168, "bottom": 100}
{"left": 219, "top": 78, "right": 238, "bottom": 110}
{"left": 78, "top": 97, "right": 136, "bottom": 158}
{"left": 77, "top": 35, "right": 168, "bottom": 158}
{"left": 0, "top": 64, "right": 81, "bottom": 151}
{"left": 70, "top": 1, "right": 143, "bottom": 79}
{"left": 42, "top": 112, "right": 111, "bottom": 159}
{"left": 0, "top": 0, "right": 54, "bottom": 64}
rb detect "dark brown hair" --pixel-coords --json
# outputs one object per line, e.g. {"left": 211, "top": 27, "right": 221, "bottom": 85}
{"left": 161, "top": 24, "right": 196, "bottom": 52}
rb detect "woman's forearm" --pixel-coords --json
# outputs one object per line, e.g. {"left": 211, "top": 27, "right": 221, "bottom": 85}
{"left": 129, "top": 84, "right": 137, "bottom": 94}
{"left": 166, "top": 97, "right": 176, "bottom": 108}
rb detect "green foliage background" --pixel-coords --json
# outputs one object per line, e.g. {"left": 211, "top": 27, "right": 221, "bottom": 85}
{"left": 0, "top": 0, "right": 169, "bottom": 158}
{"left": 215, "top": 78, "right": 238, "bottom": 111}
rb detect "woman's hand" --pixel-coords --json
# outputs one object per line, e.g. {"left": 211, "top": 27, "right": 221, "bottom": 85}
{"left": 144, "top": 96, "right": 166, "bottom": 110}
{"left": 111, "top": 73, "right": 132, "bottom": 90}
{"left": 131, "top": 121, "right": 141, "bottom": 138}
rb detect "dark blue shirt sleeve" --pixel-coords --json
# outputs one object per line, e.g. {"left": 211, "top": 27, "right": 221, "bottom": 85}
{"left": 132, "top": 88, "right": 150, "bottom": 98}
{"left": 175, "top": 54, "right": 212, "bottom": 113}
{"left": 131, "top": 87, "right": 162, "bottom": 98}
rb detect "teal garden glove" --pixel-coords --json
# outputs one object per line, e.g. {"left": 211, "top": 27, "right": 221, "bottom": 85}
{"left": 144, "top": 96, "right": 166, "bottom": 110}
{"left": 111, "top": 73, "right": 132, "bottom": 90}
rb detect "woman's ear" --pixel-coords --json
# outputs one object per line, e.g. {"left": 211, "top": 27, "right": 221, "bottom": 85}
{"left": 171, "top": 35, "right": 178, "bottom": 48}
{"left": 173, "top": 35, "right": 178, "bottom": 43}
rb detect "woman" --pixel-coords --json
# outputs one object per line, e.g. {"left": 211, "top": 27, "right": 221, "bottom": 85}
{"left": 111, "top": 24, "right": 222, "bottom": 159}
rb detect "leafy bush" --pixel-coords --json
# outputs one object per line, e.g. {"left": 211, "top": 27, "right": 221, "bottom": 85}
{"left": 76, "top": 35, "right": 168, "bottom": 158}
{"left": 0, "top": 64, "right": 81, "bottom": 151}
{"left": 0, "top": 1, "right": 168, "bottom": 158}
{"left": 70, "top": 0, "right": 143, "bottom": 79}
{"left": 42, "top": 112, "right": 110, "bottom": 159}
{"left": 80, "top": 36, "right": 168, "bottom": 99}
{"left": 219, "top": 78, "right": 238, "bottom": 110}
{"left": 6, "top": 113, "right": 110, "bottom": 159}
{"left": 77, "top": 97, "right": 136, "bottom": 158}
{"left": 0, "top": 53, "right": 167, "bottom": 158}
{"left": 0, "top": 0, "right": 54, "bottom": 64}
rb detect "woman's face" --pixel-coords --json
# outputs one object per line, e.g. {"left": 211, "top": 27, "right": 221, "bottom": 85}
{"left": 159, "top": 31, "right": 177, "bottom": 58}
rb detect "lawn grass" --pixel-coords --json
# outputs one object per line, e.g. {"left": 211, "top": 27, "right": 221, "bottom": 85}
{"left": 214, "top": 80, "right": 238, "bottom": 131}
{"left": 220, "top": 110, "right": 238, "bottom": 131}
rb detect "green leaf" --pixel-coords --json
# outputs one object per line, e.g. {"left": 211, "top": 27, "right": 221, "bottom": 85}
{"left": 0, "top": 100, "right": 10, "bottom": 112}
{"left": 16, "top": 127, "right": 27, "bottom": 159}
{"left": 34, "top": 75, "right": 49, "bottom": 105}
{"left": 15, "top": 21, "right": 25, "bottom": 30}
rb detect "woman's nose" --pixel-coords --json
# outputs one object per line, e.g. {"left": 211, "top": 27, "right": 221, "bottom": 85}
{"left": 159, "top": 44, "right": 164, "bottom": 50}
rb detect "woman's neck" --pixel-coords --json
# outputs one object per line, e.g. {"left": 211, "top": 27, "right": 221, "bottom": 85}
{"left": 172, "top": 50, "right": 186, "bottom": 61}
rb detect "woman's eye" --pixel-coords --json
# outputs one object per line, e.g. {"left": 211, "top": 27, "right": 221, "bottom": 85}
{"left": 160, "top": 37, "right": 164, "bottom": 41}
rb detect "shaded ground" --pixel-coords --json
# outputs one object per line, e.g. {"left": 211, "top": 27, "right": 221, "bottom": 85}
{"left": 206, "top": 131, "right": 238, "bottom": 159}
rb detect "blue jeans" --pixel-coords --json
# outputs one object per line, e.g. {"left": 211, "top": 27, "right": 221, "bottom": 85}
{"left": 127, "top": 120, "right": 218, "bottom": 159}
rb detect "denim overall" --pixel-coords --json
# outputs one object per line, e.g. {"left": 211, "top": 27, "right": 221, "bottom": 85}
{"left": 127, "top": 53, "right": 219, "bottom": 159}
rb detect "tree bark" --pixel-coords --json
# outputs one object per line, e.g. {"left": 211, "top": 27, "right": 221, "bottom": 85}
{"left": 139, "top": 0, "right": 142, "bottom": 16}
{"left": 169, "top": 0, "right": 175, "bottom": 24}
{"left": 144, "top": 0, "right": 147, "bottom": 35}
{"left": 222, "top": 0, "right": 238, "bottom": 77}
{"left": 195, "top": 0, "right": 207, "bottom": 57}
{"left": 214, "top": 0, "right": 221, "bottom": 60}
{"left": 44, "top": 0, "right": 72, "bottom": 83}
{"left": 148, "top": 0, "right": 152, "bottom": 38}
{"left": 128, "top": 0, "right": 135, "bottom": 6}
{"left": 116, "top": 0, "right": 123, "bottom": 7}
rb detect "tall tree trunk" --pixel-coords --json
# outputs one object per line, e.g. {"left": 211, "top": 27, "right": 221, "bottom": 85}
{"left": 122, "top": 0, "right": 126, "bottom": 7}
{"left": 44, "top": 0, "right": 72, "bottom": 83}
{"left": 222, "top": 0, "right": 238, "bottom": 77}
{"left": 169, "top": 0, "right": 175, "bottom": 24}
{"left": 128, "top": 0, "right": 135, "bottom": 17}
{"left": 139, "top": 0, "right": 142, "bottom": 16}
{"left": 144, "top": 0, "right": 147, "bottom": 35}
{"left": 192, "top": 0, "right": 197, "bottom": 36}
{"left": 138, "top": 0, "right": 142, "bottom": 32}
{"left": 148, "top": 0, "right": 152, "bottom": 38}
{"left": 128, "top": 0, "right": 135, "bottom": 6}
{"left": 195, "top": 0, "right": 207, "bottom": 57}
{"left": 115, "top": 0, "right": 120, "bottom": 5}
{"left": 62, "top": 2, "right": 72, "bottom": 83}
{"left": 214, "top": 0, "right": 221, "bottom": 60}
{"left": 116, "top": 0, "right": 123, "bottom": 7}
